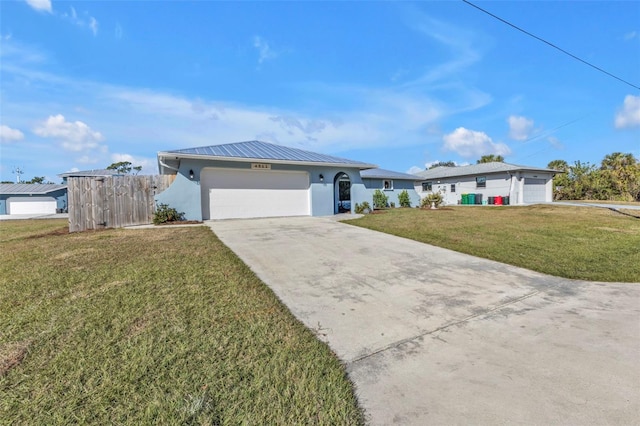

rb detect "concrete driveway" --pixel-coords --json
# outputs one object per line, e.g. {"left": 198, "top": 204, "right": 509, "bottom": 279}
{"left": 208, "top": 216, "right": 640, "bottom": 425}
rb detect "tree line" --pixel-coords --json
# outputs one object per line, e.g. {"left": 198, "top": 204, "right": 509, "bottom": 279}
{"left": 547, "top": 153, "right": 640, "bottom": 202}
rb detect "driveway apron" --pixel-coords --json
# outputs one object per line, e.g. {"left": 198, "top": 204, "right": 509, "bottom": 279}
{"left": 207, "top": 216, "right": 640, "bottom": 425}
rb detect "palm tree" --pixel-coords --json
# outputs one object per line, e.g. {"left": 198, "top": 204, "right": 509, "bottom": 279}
{"left": 477, "top": 155, "right": 504, "bottom": 164}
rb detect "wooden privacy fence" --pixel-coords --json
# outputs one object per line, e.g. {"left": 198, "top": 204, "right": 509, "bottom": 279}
{"left": 68, "top": 175, "right": 175, "bottom": 232}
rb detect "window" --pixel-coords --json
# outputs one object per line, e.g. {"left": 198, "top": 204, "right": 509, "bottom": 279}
{"left": 476, "top": 176, "right": 486, "bottom": 188}
{"left": 451, "top": 184, "right": 456, "bottom": 193}
{"left": 422, "top": 182, "right": 432, "bottom": 192}
{"left": 383, "top": 179, "right": 393, "bottom": 190}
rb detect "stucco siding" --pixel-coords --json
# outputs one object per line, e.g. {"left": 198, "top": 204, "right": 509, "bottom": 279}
{"left": 155, "top": 158, "right": 369, "bottom": 220}
{"left": 416, "top": 171, "right": 555, "bottom": 205}
{"left": 363, "top": 178, "right": 421, "bottom": 207}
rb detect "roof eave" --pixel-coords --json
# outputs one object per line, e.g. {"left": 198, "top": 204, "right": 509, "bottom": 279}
{"left": 363, "top": 175, "right": 420, "bottom": 180}
{"left": 1, "top": 187, "right": 67, "bottom": 195}
{"left": 157, "top": 152, "right": 377, "bottom": 170}
{"left": 416, "top": 166, "right": 558, "bottom": 180}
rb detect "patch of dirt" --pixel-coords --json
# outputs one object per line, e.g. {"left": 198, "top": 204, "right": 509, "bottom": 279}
{"left": 127, "top": 317, "right": 150, "bottom": 338}
{"left": 156, "top": 221, "right": 203, "bottom": 226}
{"left": 25, "top": 227, "right": 69, "bottom": 239}
{"left": 0, "top": 341, "right": 30, "bottom": 377}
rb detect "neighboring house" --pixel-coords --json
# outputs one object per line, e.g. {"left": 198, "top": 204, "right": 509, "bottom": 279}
{"left": 59, "top": 169, "right": 122, "bottom": 183}
{"left": 0, "top": 183, "right": 67, "bottom": 215}
{"left": 413, "top": 162, "right": 559, "bottom": 205}
{"left": 156, "top": 140, "right": 377, "bottom": 220}
{"left": 360, "top": 168, "right": 421, "bottom": 207}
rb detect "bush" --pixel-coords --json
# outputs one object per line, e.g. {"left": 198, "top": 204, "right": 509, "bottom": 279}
{"left": 397, "top": 190, "right": 411, "bottom": 207}
{"left": 153, "top": 203, "right": 185, "bottom": 225}
{"left": 421, "top": 193, "right": 443, "bottom": 209}
{"left": 372, "top": 189, "right": 389, "bottom": 209}
{"left": 390, "top": 201, "right": 396, "bottom": 208}
{"left": 354, "top": 201, "right": 371, "bottom": 214}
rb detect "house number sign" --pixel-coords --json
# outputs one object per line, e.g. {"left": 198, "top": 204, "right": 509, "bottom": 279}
{"left": 251, "top": 163, "right": 271, "bottom": 170}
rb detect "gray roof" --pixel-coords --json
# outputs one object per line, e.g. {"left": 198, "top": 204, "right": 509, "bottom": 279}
{"left": 0, "top": 183, "right": 67, "bottom": 195}
{"left": 158, "top": 140, "right": 377, "bottom": 169}
{"left": 413, "top": 162, "right": 559, "bottom": 180}
{"left": 360, "top": 168, "right": 420, "bottom": 180}
{"left": 58, "top": 169, "right": 122, "bottom": 178}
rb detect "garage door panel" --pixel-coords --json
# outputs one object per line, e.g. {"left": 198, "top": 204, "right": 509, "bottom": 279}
{"left": 201, "top": 168, "right": 310, "bottom": 220}
{"left": 523, "top": 178, "right": 547, "bottom": 203}
{"left": 7, "top": 197, "right": 57, "bottom": 215}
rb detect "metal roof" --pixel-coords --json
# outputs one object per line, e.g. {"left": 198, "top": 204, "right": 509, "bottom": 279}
{"left": 0, "top": 183, "right": 67, "bottom": 195}
{"left": 413, "top": 162, "right": 559, "bottom": 180}
{"left": 58, "top": 169, "right": 122, "bottom": 178}
{"left": 158, "top": 140, "right": 377, "bottom": 169}
{"left": 360, "top": 168, "right": 420, "bottom": 180}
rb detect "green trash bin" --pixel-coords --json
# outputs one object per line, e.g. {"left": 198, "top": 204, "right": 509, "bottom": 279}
{"left": 468, "top": 193, "right": 476, "bottom": 205}
{"left": 461, "top": 194, "right": 467, "bottom": 205}
{"left": 504, "top": 196, "right": 510, "bottom": 205}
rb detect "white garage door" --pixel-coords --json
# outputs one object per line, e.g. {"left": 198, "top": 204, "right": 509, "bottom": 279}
{"left": 201, "top": 168, "right": 310, "bottom": 220}
{"left": 7, "top": 197, "right": 57, "bottom": 215}
{"left": 523, "top": 178, "right": 547, "bottom": 203}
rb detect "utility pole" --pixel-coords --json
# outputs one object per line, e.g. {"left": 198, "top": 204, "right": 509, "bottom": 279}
{"left": 12, "top": 167, "right": 24, "bottom": 183}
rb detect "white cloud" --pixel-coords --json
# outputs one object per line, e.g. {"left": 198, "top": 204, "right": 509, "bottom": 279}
{"left": 62, "top": 6, "right": 99, "bottom": 36}
{"left": 401, "top": 9, "right": 483, "bottom": 87}
{"left": 110, "top": 153, "right": 157, "bottom": 174}
{"left": 508, "top": 115, "right": 534, "bottom": 141}
{"left": 623, "top": 31, "right": 637, "bottom": 41}
{"left": 253, "top": 36, "right": 277, "bottom": 65}
{"left": 547, "top": 136, "right": 563, "bottom": 150}
{"left": 104, "top": 86, "right": 444, "bottom": 153}
{"left": 442, "top": 127, "right": 511, "bottom": 159}
{"left": 33, "top": 114, "right": 105, "bottom": 151}
{"left": 0, "top": 125, "right": 25, "bottom": 142}
{"left": 407, "top": 166, "right": 423, "bottom": 174}
{"left": 615, "top": 95, "right": 640, "bottom": 129}
{"left": 24, "top": 0, "right": 52, "bottom": 13}
{"left": 89, "top": 17, "right": 99, "bottom": 36}
{"left": 76, "top": 155, "right": 99, "bottom": 164}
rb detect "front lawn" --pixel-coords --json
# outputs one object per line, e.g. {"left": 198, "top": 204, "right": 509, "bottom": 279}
{"left": 346, "top": 205, "right": 640, "bottom": 282}
{"left": 0, "top": 220, "right": 363, "bottom": 424}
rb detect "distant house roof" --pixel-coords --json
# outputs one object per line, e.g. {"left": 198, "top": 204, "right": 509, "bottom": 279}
{"left": 360, "top": 168, "right": 420, "bottom": 180}
{"left": 157, "top": 140, "right": 377, "bottom": 171}
{"left": 58, "top": 169, "right": 122, "bottom": 178}
{"left": 413, "top": 162, "right": 559, "bottom": 180}
{"left": 0, "top": 183, "right": 67, "bottom": 195}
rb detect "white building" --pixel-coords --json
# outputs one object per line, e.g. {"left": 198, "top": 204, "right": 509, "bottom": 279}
{"left": 413, "top": 162, "right": 559, "bottom": 205}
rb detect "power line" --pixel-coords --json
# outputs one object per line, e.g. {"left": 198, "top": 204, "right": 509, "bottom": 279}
{"left": 462, "top": 0, "right": 640, "bottom": 91}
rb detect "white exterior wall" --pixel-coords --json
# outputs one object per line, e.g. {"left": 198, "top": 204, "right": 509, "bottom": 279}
{"left": 415, "top": 171, "right": 555, "bottom": 205}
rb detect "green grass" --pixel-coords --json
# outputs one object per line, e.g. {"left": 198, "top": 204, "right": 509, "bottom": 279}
{"left": 0, "top": 220, "right": 363, "bottom": 425}
{"left": 569, "top": 199, "right": 640, "bottom": 206}
{"left": 346, "top": 205, "right": 640, "bottom": 282}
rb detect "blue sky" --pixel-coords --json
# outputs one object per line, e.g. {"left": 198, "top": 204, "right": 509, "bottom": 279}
{"left": 1, "top": 0, "right": 639, "bottom": 183}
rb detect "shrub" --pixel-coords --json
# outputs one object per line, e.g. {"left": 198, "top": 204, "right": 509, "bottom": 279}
{"left": 390, "top": 201, "right": 396, "bottom": 208}
{"left": 421, "top": 193, "right": 443, "bottom": 209}
{"left": 397, "top": 190, "right": 411, "bottom": 207}
{"left": 354, "top": 201, "right": 371, "bottom": 214}
{"left": 372, "top": 189, "right": 389, "bottom": 209}
{"left": 153, "top": 203, "right": 185, "bottom": 225}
